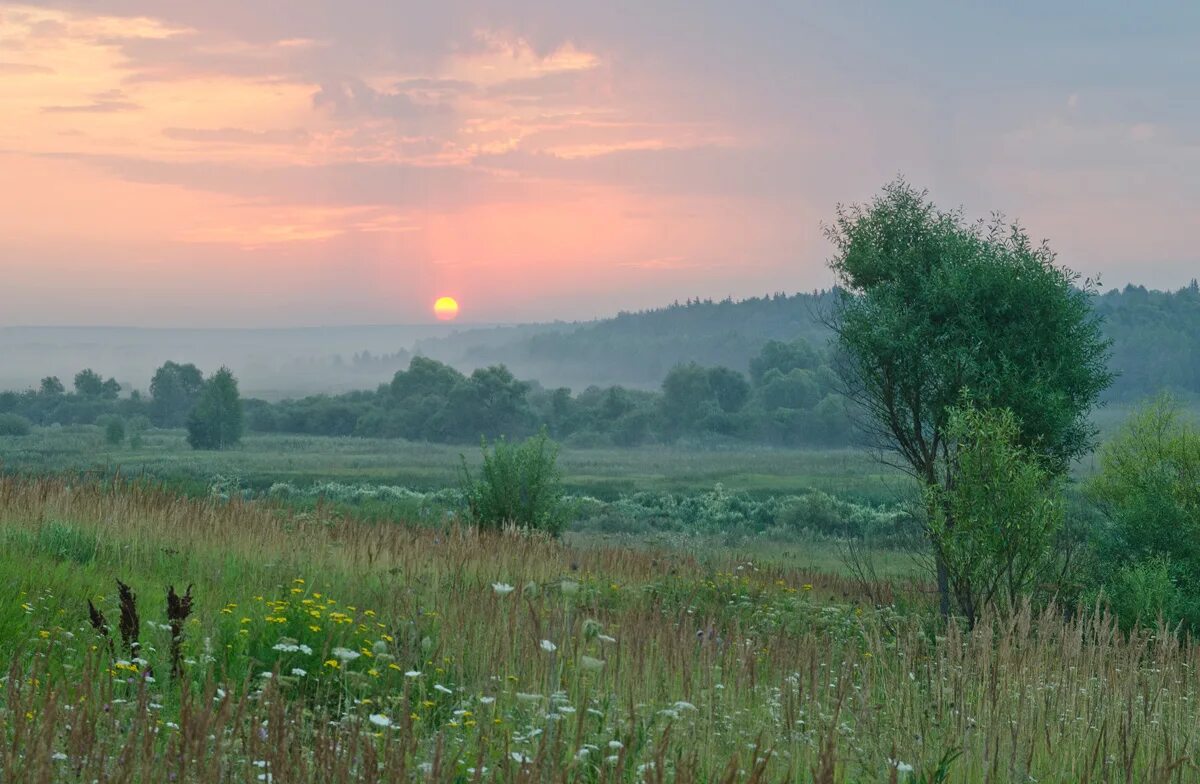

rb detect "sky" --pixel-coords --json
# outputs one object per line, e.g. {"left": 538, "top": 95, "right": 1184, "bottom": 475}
{"left": 1, "top": 1, "right": 1197, "bottom": 326}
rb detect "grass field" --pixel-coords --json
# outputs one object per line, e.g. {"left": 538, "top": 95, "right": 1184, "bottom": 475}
{"left": 0, "top": 427, "right": 908, "bottom": 503}
{"left": 1, "top": 475, "right": 1195, "bottom": 782}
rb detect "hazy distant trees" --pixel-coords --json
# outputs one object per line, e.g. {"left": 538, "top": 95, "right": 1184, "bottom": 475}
{"left": 186, "top": 367, "right": 243, "bottom": 450}
{"left": 150, "top": 361, "right": 205, "bottom": 427}
{"left": 828, "top": 178, "right": 1112, "bottom": 618}
{"left": 40, "top": 376, "right": 64, "bottom": 397}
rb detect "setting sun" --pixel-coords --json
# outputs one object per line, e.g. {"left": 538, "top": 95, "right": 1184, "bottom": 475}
{"left": 433, "top": 296, "right": 460, "bottom": 321}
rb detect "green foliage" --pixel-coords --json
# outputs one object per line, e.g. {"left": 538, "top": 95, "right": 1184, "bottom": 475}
{"left": 187, "top": 367, "right": 244, "bottom": 451}
{"left": 828, "top": 178, "right": 1112, "bottom": 477}
{"left": 459, "top": 430, "right": 567, "bottom": 535}
{"left": 151, "top": 361, "right": 205, "bottom": 427}
{"left": 928, "top": 404, "right": 1064, "bottom": 625}
{"left": 39, "top": 376, "right": 64, "bottom": 397}
{"left": 1086, "top": 396, "right": 1200, "bottom": 629}
{"left": 0, "top": 412, "right": 32, "bottom": 436}
{"left": 101, "top": 416, "right": 125, "bottom": 445}
{"left": 73, "top": 368, "right": 104, "bottom": 398}
{"left": 33, "top": 522, "right": 97, "bottom": 565}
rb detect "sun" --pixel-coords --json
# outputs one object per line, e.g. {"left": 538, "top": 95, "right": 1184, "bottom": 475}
{"left": 433, "top": 296, "right": 460, "bottom": 321}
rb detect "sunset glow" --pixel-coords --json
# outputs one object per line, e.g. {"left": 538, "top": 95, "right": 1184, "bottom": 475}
{"left": 0, "top": 2, "right": 1195, "bottom": 326}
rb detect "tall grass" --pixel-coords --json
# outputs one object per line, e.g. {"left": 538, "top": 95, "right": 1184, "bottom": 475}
{"left": 0, "top": 476, "right": 1197, "bottom": 781}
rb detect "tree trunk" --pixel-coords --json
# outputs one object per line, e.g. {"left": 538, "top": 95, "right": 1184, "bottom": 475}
{"left": 935, "top": 551, "right": 951, "bottom": 619}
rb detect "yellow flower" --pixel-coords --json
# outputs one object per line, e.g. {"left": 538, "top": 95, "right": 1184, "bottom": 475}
{"left": 309, "top": 625, "right": 321, "bottom": 633}
{"left": 293, "top": 578, "right": 305, "bottom": 584}
{"left": 325, "top": 659, "right": 339, "bottom": 669}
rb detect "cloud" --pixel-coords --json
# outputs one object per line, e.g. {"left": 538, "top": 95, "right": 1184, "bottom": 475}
{"left": 0, "top": 62, "right": 54, "bottom": 75}
{"left": 162, "top": 127, "right": 310, "bottom": 145}
{"left": 41, "top": 89, "right": 139, "bottom": 113}
{"left": 312, "top": 77, "right": 454, "bottom": 121}
{"left": 44, "top": 152, "right": 532, "bottom": 209}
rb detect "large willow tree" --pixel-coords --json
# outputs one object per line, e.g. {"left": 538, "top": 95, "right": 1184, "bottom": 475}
{"left": 827, "top": 179, "right": 1112, "bottom": 615}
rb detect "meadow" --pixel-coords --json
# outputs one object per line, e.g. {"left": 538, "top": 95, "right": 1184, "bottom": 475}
{"left": 1, "top": 474, "right": 1195, "bottom": 782}
{"left": 0, "top": 427, "right": 902, "bottom": 502}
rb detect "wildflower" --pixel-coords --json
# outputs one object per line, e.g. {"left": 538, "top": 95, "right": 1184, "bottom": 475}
{"left": 405, "top": 670, "right": 422, "bottom": 678}
{"left": 540, "top": 640, "right": 557, "bottom": 653}
{"left": 434, "top": 683, "right": 453, "bottom": 694}
{"left": 330, "top": 647, "right": 360, "bottom": 662}
{"left": 889, "top": 759, "right": 914, "bottom": 773}
{"left": 597, "top": 634, "right": 617, "bottom": 644}
{"left": 368, "top": 714, "right": 391, "bottom": 728}
{"left": 492, "top": 583, "right": 515, "bottom": 596}
{"left": 290, "top": 668, "right": 307, "bottom": 677}
{"left": 324, "top": 659, "right": 339, "bottom": 669}
{"left": 608, "top": 740, "right": 624, "bottom": 749}
{"left": 52, "top": 752, "right": 67, "bottom": 762}
{"left": 510, "top": 752, "right": 532, "bottom": 764}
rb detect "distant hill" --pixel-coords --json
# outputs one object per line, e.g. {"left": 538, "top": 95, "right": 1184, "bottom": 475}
{"left": 413, "top": 284, "right": 1200, "bottom": 401}
{"left": 415, "top": 291, "right": 838, "bottom": 389}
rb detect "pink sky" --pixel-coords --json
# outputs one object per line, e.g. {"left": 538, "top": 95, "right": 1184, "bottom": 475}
{"left": 1, "top": 2, "right": 1197, "bottom": 325}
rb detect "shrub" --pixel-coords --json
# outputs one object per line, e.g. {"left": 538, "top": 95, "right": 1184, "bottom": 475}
{"left": 459, "top": 430, "right": 567, "bottom": 535}
{"left": 0, "top": 412, "right": 31, "bottom": 436}
{"left": 1086, "top": 396, "right": 1200, "bottom": 630}
{"left": 101, "top": 416, "right": 125, "bottom": 445}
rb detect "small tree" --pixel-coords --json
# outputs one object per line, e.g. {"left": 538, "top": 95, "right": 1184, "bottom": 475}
{"left": 826, "top": 179, "right": 1112, "bottom": 615}
{"left": 102, "top": 416, "right": 126, "bottom": 446}
{"left": 186, "top": 367, "right": 243, "bottom": 450}
{"left": 74, "top": 369, "right": 105, "bottom": 398}
{"left": 459, "top": 430, "right": 567, "bottom": 535}
{"left": 39, "top": 376, "right": 65, "bottom": 397}
{"left": 928, "top": 404, "right": 1064, "bottom": 626}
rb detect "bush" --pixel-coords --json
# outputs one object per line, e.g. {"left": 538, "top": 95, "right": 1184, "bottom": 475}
{"left": 1086, "top": 396, "right": 1200, "bottom": 630}
{"left": 0, "top": 412, "right": 32, "bottom": 436}
{"left": 101, "top": 416, "right": 125, "bottom": 445}
{"left": 459, "top": 430, "right": 567, "bottom": 535}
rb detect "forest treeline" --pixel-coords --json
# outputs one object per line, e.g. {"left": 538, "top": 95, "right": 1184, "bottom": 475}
{"left": 0, "top": 339, "right": 853, "bottom": 447}
{"left": 0, "top": 282, "right": 1196, "bottom": 447}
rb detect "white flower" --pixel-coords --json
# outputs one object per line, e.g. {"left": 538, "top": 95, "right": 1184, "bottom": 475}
{"left": 368, "top": 714, "right": 391, "bottom": 728}
{"left": 434, "top": 683, "right": 453, "bottom": 694}
{"left": 492, "top": 582, "right": 515, "bottom": 595}
{"left": 479, "top": 696, "right": 495, "bottom": 705}
{"left": 330, "top": 647, "right": 360, "bottom": 662}
{"left": 540, "top": 640, "right": 557, "bottom": 653}
{"left": 672, "top": 701, "right": 697, "bottom": 712}
{"left": 608, "top": 740, "right": 624, "bottom": 750}
{"left": 510, "top": 752, "right": 532, "bottom": 764}
{"left": 597, "top": 634, "right": 617, "bottom": 644}
{"left": 405, "top": 670, "right": 421, "bottom": 678}
{"left": 889, "top": 759, "right": 914, "bottom": 773}
{"left": 51, "top": 752, "right": 67, "bottom": 762}
{"left": 290, "top": 668, "right": 307, "bottom": 677}
{"left": 516, "top": 692, "right": 542, "bottom": 703}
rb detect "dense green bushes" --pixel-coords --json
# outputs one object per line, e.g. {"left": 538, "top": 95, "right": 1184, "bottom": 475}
{"left": 0, "top": 413, "right": 32, "bottom": 436}
{"left": 459, "top": 431, "right": 568, "bottom": 535}
{"left": 1084, "top": 397, "right": 1200, "bottom": 629}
